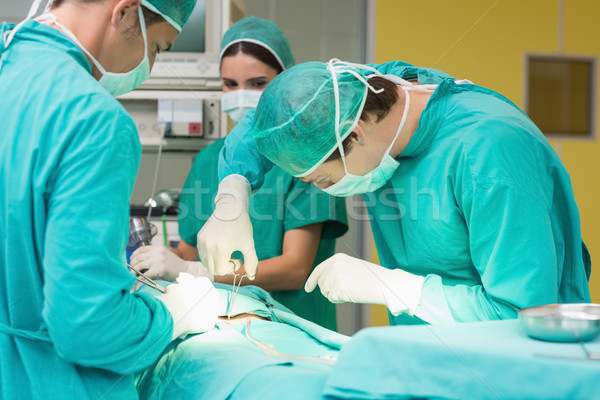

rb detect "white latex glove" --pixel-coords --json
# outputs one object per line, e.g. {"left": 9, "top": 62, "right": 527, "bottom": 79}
{"left": 157, "top": 273, "right": 220, "bottom": 340}
{"left": 196, "top": 174, "right": 259, "bottom": 280}
{"left": 130, "top": 245, "right": 213, "bottom": 282}
{"left": 305, "top": 253, "right": 425, "bottom": 315}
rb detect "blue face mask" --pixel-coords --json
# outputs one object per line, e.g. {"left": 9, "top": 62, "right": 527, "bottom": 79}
{"left": 322, "top": 87, "right": 410, "bottom": 197}
{"left": 42, "top": 7, "right": 150, "bottom": 97}
{"left": 222, "top": 89, "right": 263, "bottom": 123}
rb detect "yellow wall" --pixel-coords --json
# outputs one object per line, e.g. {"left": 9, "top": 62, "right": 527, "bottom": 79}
{"left": 371, "top": 0, "right": 600, "bottom": 325}
{"left": 561, "top": 0, "right": 600, "bottom": 302}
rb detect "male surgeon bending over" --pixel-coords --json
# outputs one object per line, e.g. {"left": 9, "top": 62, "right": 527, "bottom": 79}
{"left": 198, "top": 60, "right": 591, "bottom": 325}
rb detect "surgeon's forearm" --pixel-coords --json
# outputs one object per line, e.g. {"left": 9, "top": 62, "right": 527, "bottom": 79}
{"left": 214, "top": 223, "right": 323, "bottom": 291}
{"left": 176, "top": 239, "right": 197, "bottom": 261}
{"left": 416, "top": 273, "right": 521, "bottom": 323}
{"left": 412, "top": 275, "right": 455, "bottom": 324}
{"left": 215, "top": 256, "right": 307, "bottom": 291}
{"left": 218, "top": 110, "right": 273, "bottom": 189}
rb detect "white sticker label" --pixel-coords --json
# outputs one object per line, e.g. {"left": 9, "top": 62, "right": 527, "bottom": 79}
{"left": 158, "top": 99, "right": 173, "bottom": 122}
{"left": 173, "top": 99, "right": 203, "bottom": 123}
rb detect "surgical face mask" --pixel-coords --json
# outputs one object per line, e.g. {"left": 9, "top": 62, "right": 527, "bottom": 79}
{"left": 222, "top": 90, "right": 263, "bottom": 123}
{"left": 39, "top": 7, "right": 150, "bottom": 97}
{"left": 322, "top": 87, "right": 410, "bottom": 197}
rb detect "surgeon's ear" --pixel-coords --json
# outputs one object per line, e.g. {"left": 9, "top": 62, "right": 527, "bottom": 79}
{"left": 351, "top": 121, "right": 368, "bottom": 144}
{"left": 111, "top": 0, "right": 142, "bottom": 32}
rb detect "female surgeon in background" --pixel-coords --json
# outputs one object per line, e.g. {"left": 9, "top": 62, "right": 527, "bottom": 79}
{"left": 197, "top": 59, "right": 591, "bottom": 325}
{"left": 131, "top": 17, "right": 348, "bottom": 330}
{"left": 0, "top": 0, "right": 220, "bottom": 399}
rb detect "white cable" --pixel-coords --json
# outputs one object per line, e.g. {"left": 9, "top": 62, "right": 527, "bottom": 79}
{"left": 147, "top": 123, "right": 167, "bottom": 221}
{"left": 244, "top": 320, "right": 336, "bottom": 366}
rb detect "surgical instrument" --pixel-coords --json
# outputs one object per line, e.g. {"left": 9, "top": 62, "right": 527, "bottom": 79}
{"left": 226, "top": 259, "right": 244, "bottom": 320}
{"left": 128, "top": 263, "right": 166, "bottom": 293}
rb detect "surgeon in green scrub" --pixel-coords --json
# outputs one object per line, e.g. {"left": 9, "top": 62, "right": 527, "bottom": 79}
{"left": 130, "top": 18, "right": 348, "bottom": 330}
{"left": 0, "top": 1, "right": 223, "bottom": 399}
{"left": 197, "top": 59, "right": 591, "bottom": 325}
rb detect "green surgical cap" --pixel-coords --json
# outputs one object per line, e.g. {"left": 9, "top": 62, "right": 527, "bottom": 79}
{"left": 141, "top": 0, "right": 196, "bottom": 32}
{"left": 253, "top": 61, "right": 369, "bottom": 177}
{"left": 220, "top": 16, "right": 294, "bottom": 71}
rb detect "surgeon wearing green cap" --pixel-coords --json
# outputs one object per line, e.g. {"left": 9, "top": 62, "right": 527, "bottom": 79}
{"left": 0, "top": 0, "right": 217, "bottom": 399}
{"left": 199, "top": 59, "right": 591, "bottom": 325}
{"left": 132, "top": 17, "right": 348, "bottom": 330}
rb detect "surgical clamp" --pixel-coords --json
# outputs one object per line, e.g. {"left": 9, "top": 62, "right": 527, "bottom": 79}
{"left": 127, "top": 263, "right": 166, "bottom": 293}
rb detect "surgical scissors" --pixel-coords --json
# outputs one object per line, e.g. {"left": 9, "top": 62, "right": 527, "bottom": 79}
{"left": 127, "top": 263, "right": 166, "bottom": 293}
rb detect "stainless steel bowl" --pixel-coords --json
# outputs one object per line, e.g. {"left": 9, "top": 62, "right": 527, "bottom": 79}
{"left": 519, "top": 303, "right": 600, "bottom": 342}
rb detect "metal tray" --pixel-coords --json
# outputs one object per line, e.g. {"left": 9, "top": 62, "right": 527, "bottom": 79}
{"left": 519, "top": 303, "right": 600, "bottom": 342}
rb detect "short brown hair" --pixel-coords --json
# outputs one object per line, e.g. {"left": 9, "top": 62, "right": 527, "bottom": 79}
{"left": 51, "top": 0, "right": 99, "bottom": 5}
{"left": 328, "top": 76, "right": 399, "bottom": 161}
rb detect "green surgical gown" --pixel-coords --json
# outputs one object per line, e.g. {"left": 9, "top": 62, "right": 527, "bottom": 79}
{"left": 178, "top": 138, "right": 348, "bottom": 330}
{"left": 366, "top": 73, "right": 591, "bottom": 324}
{"left": 0, "top": 21, "right": 172, "bottom": 400}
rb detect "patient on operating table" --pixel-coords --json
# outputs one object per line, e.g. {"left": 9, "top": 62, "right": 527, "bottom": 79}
{"left": 134, "top": 275, "right": 348, "bottom": 400}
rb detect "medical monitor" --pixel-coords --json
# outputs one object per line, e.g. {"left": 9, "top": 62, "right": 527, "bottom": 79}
{"left": 140, "top": 0, "right": 226, "bottom": 90}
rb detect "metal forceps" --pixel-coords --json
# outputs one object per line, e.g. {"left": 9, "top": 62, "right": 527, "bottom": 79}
{"left": 226, "top": 259, "right": 244, "bottom": 320}
{"left": 127, "top": 263, "right": 166, "bottom": 293}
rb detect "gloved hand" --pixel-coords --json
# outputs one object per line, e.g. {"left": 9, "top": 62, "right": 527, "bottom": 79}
{"left": 157, "top": 273, "right": 220, "bottom": 340}
{"left": 130, "top": 245, "right": 213, "bottom": 282}
{"left": 305, "top": 253, "right": 425, "bottom": 315}
{"left": 196, "top": 174, "right": 259, "bottom": 280}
